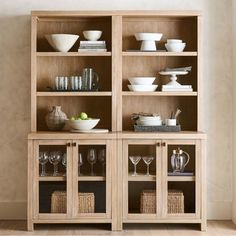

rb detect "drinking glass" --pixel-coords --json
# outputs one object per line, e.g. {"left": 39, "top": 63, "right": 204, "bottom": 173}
{"left": 98, "top": 149, "right": 106, "bottom": 176}
{"left": 87, "top": 149, "right": 97, "bottom": 176}
{"left": 62, "top": 153, "right": 67, "bottom": 176}
{"left": 129, "top": 156, "right": 141, "bottom": 176}
{"left": 142, "top": 156, "right": 154, "bottom": 176}
{"left": 78, "top": 153, "right": 83, "bottom": 176}
{"left": 49, "top": 151, "right": 62, "bottom": 176}
{"left": 39, "top": 151, "right": 49, "bottom": 176}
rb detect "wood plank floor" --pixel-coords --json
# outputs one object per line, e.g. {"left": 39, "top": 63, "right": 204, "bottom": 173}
{"left": 0, "top": 221, "right": 235, "bottom": 235}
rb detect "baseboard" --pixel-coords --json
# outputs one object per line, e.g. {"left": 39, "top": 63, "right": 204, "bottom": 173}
{"left": 207, "top": 201, "right": 232, "bottom": 220}
{"left": 0, "top": 200, "right": 232, "bottom": 220}
{"left": 0, "top": 201, "right": 26, "bottom": 220}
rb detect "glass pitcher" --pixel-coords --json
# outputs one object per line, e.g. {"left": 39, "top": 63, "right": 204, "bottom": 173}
{"left": 82, "top": 68, "right": 99, "bottom": 91}
{"left": 170, "top": 147, "right": 190, "bottom": 173}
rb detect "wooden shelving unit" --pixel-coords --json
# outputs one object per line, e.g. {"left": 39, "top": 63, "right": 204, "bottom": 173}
{"left": 28, "top": 11, "right": 206, "bottom": 232}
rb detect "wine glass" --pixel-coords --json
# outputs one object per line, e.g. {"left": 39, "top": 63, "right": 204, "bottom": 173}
{"left": 49, "top": 151, "right": 62, "bottom": 176}
{"left": 78, "top": 153, "right": 83, "bottom": 176}
{"left": 98, "top": 149, "right": 106, "bottom": 176}
{"left": 87, "top": 149, "right": 97, "bottom": 176}
{"left": 62, "top": 153, "right": 67, "bottom": 176}
{"left": 39, "top": 151, "right": 49, "bottom": 176}
{"left": 129, "top": 156, "right": 141, "bottom": 176}
{"left": 142, "top": 156, "right": 154, "bottom": 176}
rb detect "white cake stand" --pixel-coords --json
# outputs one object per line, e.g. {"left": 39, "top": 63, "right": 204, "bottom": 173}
{"left": 159, "top": 71, "right": 188, "bottom": 86}
{"left": 135, "top": 33, "right": 163, "bottom": 51}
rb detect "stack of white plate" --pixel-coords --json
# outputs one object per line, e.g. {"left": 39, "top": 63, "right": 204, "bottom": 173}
{"left": 137, "top": 115, "right": 162, "bottom": 126}
{"left": 128, "top": 77, "right": 158, "bottom": 92}
{"left": 165, "top": 39, "right": 186, "bottom": 52}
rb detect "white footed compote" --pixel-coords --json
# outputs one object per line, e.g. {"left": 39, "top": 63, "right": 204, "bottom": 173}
{"left": 129, "top": 156, "right": 141, "bottom": 176}
{"left": 159, "top": 71, "right": 188, "bottom": 87}
{"left": 135, "top": 33, "right": 162, "bottom": 51}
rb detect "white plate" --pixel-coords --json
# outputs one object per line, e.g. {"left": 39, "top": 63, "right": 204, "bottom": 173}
{"left": 70, "top": 129, "right": 109, "bottom": 133}
{"left": 128, "top": 84, "right": 158, "bottom": 92}
{"left": 159, "top": 71, "right": 188, "bottom": 76}
{"left": 135, "top": 33, "right": 163, "bottom": 41}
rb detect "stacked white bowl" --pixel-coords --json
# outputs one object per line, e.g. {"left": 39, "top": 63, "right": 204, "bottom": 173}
{"left": 165, "top": 39, "right": 186, "bottom": 52}
{"left": 128, "top": 77, "right": 158, "bottom": 92}
{"left": 137, "top": 115, "right": 162, "bottom": 126}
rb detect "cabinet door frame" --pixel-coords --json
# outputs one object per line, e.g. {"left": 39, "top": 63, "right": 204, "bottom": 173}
{"left": 161, "top": 139, "right": 201, "bottom": 219}
{"left": 72, "top": 139, "right": 112, "bottom": 220}
{"left": 33, "top": 139, "right": 73, "bottom": 220}
{"left": 122, "top": 139, "right": 161, "bottom": 221}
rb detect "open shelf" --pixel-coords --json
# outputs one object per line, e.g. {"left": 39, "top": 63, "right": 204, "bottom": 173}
{"left": 37, "top": 52, "right": 112, "bottom": 57}
{"left": 122, "top": 51, "right": 197, "bottom": 57}
{"left": 122, "top": 91, "right": 197, "bottom": 96}
{"left": 37, "top": 92, "right": 112, "bottom": 97}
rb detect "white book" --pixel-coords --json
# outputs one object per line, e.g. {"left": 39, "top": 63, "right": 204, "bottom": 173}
{"left": 162, "top": 88, "right": 193, "bottom": 92}
{"left": 80, "top": 41, "right": 106, "bottom": 45}
{"left": 162, "top": 85, "right": 192, "bottom": 89}
{"left": 78, "top": 48, "right": 107, "bottom": 52}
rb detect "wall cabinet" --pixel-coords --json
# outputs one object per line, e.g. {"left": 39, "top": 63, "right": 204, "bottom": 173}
{"left": 28, "top": 10, "right": 206, "bottom": 232}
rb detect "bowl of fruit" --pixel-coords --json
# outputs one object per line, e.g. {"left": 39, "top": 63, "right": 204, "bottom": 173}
{"left": 67, "top": 112, "right": 100, "bottom": 131}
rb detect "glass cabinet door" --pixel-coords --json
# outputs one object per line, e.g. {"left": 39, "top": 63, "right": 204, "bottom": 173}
{"left": 72, "top": 140, "right": 112, "bottom": 219}
{"left": 34, "top": 140, "right": 72, "bottom": 219}
{"left": 162, "top": 140, "right": 200, "bottom": 219}
{"left": 123, "top": 140, "right": 161, "bottom": 221}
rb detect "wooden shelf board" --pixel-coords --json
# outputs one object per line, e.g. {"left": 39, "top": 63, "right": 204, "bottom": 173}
{"left": 78, "top": 176, "right": 106, "bottom": 181}
{"left": 122, "top": 51, "right": 197, "bottom": 57}
{"left": 122, "top": 91, "right": 197, "bottom": 96}
{"left": 37, "top": 92, "right": 112, "bottom": 97}
{"left": 167, "top": 176, "right": 195, "bottom": 181}
{"left": 128, "top": 173, "right": 156, "bottom": 181}
{"left": 39, "top": 176, "right": 66, "bottom": 181}
{"left": 37, "top": 52, "right": 112, "bottom": 57}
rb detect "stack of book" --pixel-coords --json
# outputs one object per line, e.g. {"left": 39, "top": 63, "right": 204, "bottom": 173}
{"left": 162, "top": 85, "right": 193, "bottom": 92}
{"left": 78, "top": 41, "right": 107, "bottom": 52}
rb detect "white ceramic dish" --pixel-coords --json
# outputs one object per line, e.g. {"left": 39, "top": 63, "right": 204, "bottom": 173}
{"left": 167, "top": 39, "right": 182, "bottom": 43}
{"left": 66, "top": 119, "right": 100, "bottom": 130}
{"left": 139, "top": 116, "right": 161, "bottom": 121}
{"left": 128, "top": 84, "right": 158, "bottom": 92}
{"left": 128, "top": 77, "right": 156, "bottom": 85}
{"left": 83, "top": 30, "right": 102, "bottom": 41}
{"left": 70, "top": 128, "right": 108, "bottom": 133}
{"left": 137, "top": 120, "right": 162, "bottom": 126}
{"left": 159, "top": 71, "right": 188, "bottom": 76}
{"left": 45, "top": 34, "right": 79, "bottom": 52}
{"left": 165, "top": 42, "right": 186, "bottom": 52}
{"left": 135, "top": 33, "right": 163, "bottom": 41}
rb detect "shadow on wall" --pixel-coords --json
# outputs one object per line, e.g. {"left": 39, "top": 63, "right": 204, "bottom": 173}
{"left": 0, "top": 15, "right": 31, "bottom": 204}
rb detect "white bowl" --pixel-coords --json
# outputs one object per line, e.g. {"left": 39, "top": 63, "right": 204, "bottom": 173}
{"left": 45, "top": 34, "right": 79, "bottom": 52}
{"left": 135, "top": 33, "right": 163, "bottom": 41}
{"left": 139, "top": 116, "right": 161, "bottom": 121}
{"left": 165, "top": 42, "right": 186, "bottom": 52}
{"left": 128, "top": 84, "right": 158, "bottom": 92}
{"left": 66, "top": 119, "right": 100, "bottom": 130}
{"left": 167, "top": 39, "right": 183, "bottom": 44}
{"left": 128, "top": 77, "right": 156, "bottom": 85}
{"left": 137, "top": 119, "right": 162, "bottom": 126}
{"left": 83, "top": 31, "right": 102, "bottom": 41}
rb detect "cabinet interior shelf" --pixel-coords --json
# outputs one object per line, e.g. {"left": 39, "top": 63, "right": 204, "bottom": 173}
{"left": 38, "top": 175, "right": 106, "bottom": 181}
{"left": 128, "top": 173, "right": 156, "bottom": 181}
{"left": 122, "top": 51, "right": 198, "bottom": 57}
{"left": 37, "top": 92, "right": 112, "bottom": 97}
{"left": 122, "top": 91, "right": 197, "bottom": 96}
{"left": 37, "top": 52, "right": 112, "bottom": 57}
{"left": 167, "top": 176, "right": 195, "bottom": 182}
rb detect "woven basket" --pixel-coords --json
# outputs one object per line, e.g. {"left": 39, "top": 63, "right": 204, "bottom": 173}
{"left": 140, "top": 189, "right": 184, "bottom": 214}
{"left": 51, "top": 191, "right": 95, "bottom": 213}
{"left": 168, "top": 189, "right": 184, "bottom": 214}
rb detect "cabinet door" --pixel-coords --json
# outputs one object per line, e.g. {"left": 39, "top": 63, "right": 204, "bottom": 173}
{"left": 161, "top": 139, "right": 201, "bottom": 219}
{"left": 123, "top": 140, "right": 162, "bottom": 222}
{"left": 72, "top": 140, "right": 112, "bottom": 221}
{"left": 33, "top": 140, "right": 73, "bottom": 220}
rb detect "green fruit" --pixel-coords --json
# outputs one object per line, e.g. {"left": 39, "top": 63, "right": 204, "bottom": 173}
{"left": 80, "top": 112, "right": 88, "bottom": 120}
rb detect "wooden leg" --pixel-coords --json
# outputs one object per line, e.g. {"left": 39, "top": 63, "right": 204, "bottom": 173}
{"left": 112, "top": 222, "right": 123, "bottom": 231}
{"left": 201, "top": 221, "right": 207, "bottom": 231}
{"left": 27, "top": 220, "right": 34, "bottom": 231}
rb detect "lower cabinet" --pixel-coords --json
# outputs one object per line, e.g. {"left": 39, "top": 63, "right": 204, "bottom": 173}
{"left": 28, "top": 134, "right": 206, "bottom": 231}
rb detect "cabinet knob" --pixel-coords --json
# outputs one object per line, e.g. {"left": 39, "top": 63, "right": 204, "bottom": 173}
{"left": 67, "top": 143, "right": 71, "bottom": 147}
{"left": 162, "top": 142, "right": 166, "bottom": 147}
{"left": 72, "top": 142, "right": 76, "bottom": 147}
{"left": 157, "top": 142, "right": 160, "bottom": 147}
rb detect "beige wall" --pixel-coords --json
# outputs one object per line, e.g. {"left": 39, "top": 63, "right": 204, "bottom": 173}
{"left": 0, "top": 0, "right": 233, "bottom": 219}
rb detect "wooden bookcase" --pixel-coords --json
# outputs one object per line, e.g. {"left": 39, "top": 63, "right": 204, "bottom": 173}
{"left": 28, "top": 11, "right": 206, "bottom": 231}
